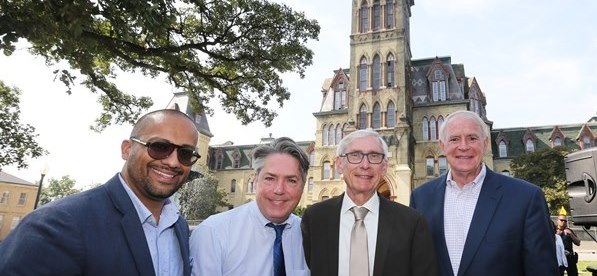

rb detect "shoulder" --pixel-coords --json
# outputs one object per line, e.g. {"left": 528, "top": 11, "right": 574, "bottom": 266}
{"left": 412, "top": 176, "right": 444, "bottom": 196}
{"left": 199, "top": 201, "right": 252, "bottom": 229}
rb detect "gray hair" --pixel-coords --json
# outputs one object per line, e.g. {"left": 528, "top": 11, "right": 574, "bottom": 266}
{"left": 336, "top": 129, "right": 388, "bottom": 157}
{"left": 439, "top": 110, "right": 488, "bottom": 142}
{"left": 252, "top": 137, "right": 310, "bottom": 183}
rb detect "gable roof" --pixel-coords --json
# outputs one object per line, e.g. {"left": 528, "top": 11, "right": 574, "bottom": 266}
{"left": 0, "top": 171, "right": 35, "bottom": 186}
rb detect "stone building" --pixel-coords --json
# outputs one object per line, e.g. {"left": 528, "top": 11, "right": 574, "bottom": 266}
{"left": 166, "top": 0, "right": 596, "bottom": 208}
{"left": 0, "top": 171, "right": 37, "bottom": 240}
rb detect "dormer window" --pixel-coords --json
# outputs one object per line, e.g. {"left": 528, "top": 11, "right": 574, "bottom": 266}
{"left": 525, "top": 139, "right": 535, "bottom": 153}
{"left": 553, "top": 137, "right": 562, "bottom": 147}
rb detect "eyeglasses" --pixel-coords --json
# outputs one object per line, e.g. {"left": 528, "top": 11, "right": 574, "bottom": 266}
{"left": 340, "top": 152, "right": 385, "bottom": 164}
{"left": 130, "top": 137, "right": 200, "bottom": 166}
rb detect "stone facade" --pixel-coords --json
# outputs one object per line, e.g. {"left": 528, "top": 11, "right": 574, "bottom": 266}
{"left": 166, "top": 0, "right": 597, "bottom": 209}
{"left": 0, "top": 171, "right": 37, "bottom": 240}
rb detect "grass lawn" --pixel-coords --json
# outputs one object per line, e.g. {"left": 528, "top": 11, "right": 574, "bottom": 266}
{"left": 578, "top": 261, "right": 597, "bottom": 275}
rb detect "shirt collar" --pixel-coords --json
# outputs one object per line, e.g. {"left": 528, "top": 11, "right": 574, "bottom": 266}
{"left": 341, "top": 192, "right": 380, "bottom": 216}
{"left": 118, "top": 173, "right": 179, "bottom": 227}
{"left": 251, "top": 200, "right": 295, "bottom": 229}
{"left": 445, "top": 164, "right": 487, "bottom": 190}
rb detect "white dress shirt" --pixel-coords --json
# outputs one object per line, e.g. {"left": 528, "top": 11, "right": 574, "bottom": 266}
{"left": 338, "top": 193, "right": 380, "bottom": 276}
{"left": 443, "top": 165, "right": 486, "bottom": 276}
{"left": 189, "top": 201, "right": 308, "bottom": 276}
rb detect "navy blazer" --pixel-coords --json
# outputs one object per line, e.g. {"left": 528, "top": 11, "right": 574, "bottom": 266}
{"left": 410, "top": 167, "right": 558, "bottom": 276}
{"left": 0, "top": 174, "right": 191, "bottom": 276}
{"left": 301, "top": 193, "right": 438, "bottom": 276}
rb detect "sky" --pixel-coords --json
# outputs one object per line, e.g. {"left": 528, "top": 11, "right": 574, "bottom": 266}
{"left": 2, "top": 0, "right": 596, "bottom": 188}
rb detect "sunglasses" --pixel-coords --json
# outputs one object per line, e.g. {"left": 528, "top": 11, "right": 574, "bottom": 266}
{"left": 559, "top": 219, "right": 567, "bottom": 222}
{"left": 130, "top": 137, "right": 200, "bottom": 166}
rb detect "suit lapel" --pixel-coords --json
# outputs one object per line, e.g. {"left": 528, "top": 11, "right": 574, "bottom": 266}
{"left": 174, "top": 219, "right": 190, "bottom": 276}
{"left": 105, "top": 175, "right": 156, "bottom": 276}
{"left": 457, "top": 169, "right": 503, "bottom": 276}
{"left": 372, "top": 196, "right": 391, "bottom": 276}
{"left": 327, "top": 195, "right": 343, "bottom": 276}
{"left": 430, "top": 177, "right": 455, "bottom": 276}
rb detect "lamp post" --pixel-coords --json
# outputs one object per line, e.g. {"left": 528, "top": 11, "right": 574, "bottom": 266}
{"left": 34, "top": 165, "right": 48, "bottom": 209}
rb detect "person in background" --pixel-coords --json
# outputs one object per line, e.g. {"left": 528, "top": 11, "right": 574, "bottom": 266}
{"left": 0, "top": 109, "right": 199, "bottom": 275}
{"left": 557, "top": 210, "right": 581, "bottom": 276}
{"left": 302, "top": 129, "right": 437, "bottom": 276}
{"left": 553, "top": 220, "right": 568, "bottom": 276}
{"left": 189, "top": 137, "right": 310, "bottom": 276}
{"left": 410, "top": 110, "right": 558, "bottom": 276}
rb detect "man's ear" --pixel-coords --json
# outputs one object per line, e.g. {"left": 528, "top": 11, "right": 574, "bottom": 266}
{"left": 121, "top": 139, "right": 132, "bottom": 161}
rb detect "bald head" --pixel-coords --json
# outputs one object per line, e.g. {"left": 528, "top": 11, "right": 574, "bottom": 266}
{"left": 130, "top": 109, "right": 197, "bottom": 138}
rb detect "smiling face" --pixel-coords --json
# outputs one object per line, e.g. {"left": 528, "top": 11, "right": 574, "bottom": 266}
{"left": 121, "top": 112, "right": 198, "bottom": 206}
{"left": 439, "top": 115, "right": 489, "bottom": 185}
{"left": 336, "top": 135, "right": 387, "bottom": 203}
{"left": 255, "top": 153, "right": 305, "bottom": 224}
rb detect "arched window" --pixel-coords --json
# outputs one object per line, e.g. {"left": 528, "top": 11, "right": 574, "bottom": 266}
{"left": 438, "top": 157, "right": 448, "bottom": 175}
{"left": 322, "top": 124, "right": 328, "bottom": 145}
{"left": 525, "top": 139, "right": 535, "bottom": 152}
{"left": 437, "top": 116, "right": 444, "bottom": 137}
{"left": 360, "top": 2, "right": 369, "bottom": 33}
{"left": 215, "top": 150, "right": 224, "bottom": 170}
{"left": 335, "top": 124, "right": 342, "bottom": 144}
{"left": 373, "top": 0, "right": 381, "bottom": 31}
{"left": 247, "top": 178, "right": 255, "bottom": 193}
{"left": 553, "top": 137, "right": 562, "bottom": 147}
{"left": 426, "top": 157, "right": 434, "bottom": 176}
{"left": 386, "top": 54, "right": 394, "bottom": 87}
{"left": 323, "top": 161, "right": 331, "bottom": 179}
{"left": 583, "top": 136, "right": 593, "bottom": 149}
{"left": 430, "top": 116, "right": 437, "bottom": 140}
{"left": 499, "top": 141, "right": 508, "bottom": 157}
{"left": 386, "top": 101, "right": 395, "bottom": 127}
{"left": 334, "top": 81, "right": 346, "bottom": 110}
{"left": 334, "top": 163, "right": 340, "bottom": 179}
{"left": 230, "top": 179, "right": 236, "bottom": 193}
{"left": 432, "top": 69, "right": 446, "bottom": 102}
{"left": 422, "top": 117, "right": 429, "bottom": 141}
{"left": 372, "top": 55, "right": 381, "bottom": 90}
{"left": 372, "top": 102, "right": 381, "bottom": 129}
{"left": 359, "top": 104, "right": 367, "bottom": 129}
{"left": 359, "top": 57, "right": 368, "bottom": 91}
{"left": 385, "top": 0, "right": 394, "bottom": 28}
{"left": 308, "top": 177, "right": 314, "bottom": 192}
{"left": 309, "top": 150, "right": 315, "bottom": 165}
{"left": 328, "top": 124, "right": 335, "bottom": 145}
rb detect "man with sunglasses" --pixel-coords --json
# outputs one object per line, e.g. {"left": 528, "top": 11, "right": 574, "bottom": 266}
{"left": 301, "top": 129, "right": 437, "bottom": 276}
{"left": 189, "top": 137, "right": 310, "bottom": 276}
{"left": 0, "top": 109, "right": 198, "bottom": 276}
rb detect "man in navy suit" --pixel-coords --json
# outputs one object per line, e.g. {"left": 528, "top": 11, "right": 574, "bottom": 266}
{"left": 302, "top": 129, "right": 437, "bottom": 276}
{"left": 0, "top": 109, "right": 198, "bottom": 275}
{"left": 410, "top": 110, "right": 558, "bottom": 276}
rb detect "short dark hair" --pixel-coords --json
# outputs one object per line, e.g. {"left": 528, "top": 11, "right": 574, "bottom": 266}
{"left": 252, "top": 137, "right": 310, "bottom": 183}
{"left": 130, "top": 109, "right": 196, "bottom": 137}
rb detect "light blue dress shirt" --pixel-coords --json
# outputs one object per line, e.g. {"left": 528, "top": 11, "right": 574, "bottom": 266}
{"left": 189, "top": 201, "right": 309, "bottom": 276}
{"left": 119, "top": 174, "right": 183, "bottom": 276}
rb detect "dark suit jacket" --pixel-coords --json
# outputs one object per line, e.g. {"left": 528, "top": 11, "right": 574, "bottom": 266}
{"left": 301, "top": 193, "right": 438, "bottom": 276}
{"left": 410, "top": 167, "right": 559, "bottom": 276}
{"left": 0, "top": 174, "right": 191, "bottom": 276}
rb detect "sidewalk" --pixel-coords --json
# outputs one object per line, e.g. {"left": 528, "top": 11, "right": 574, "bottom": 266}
{"left": 577, "top": 240, "right": 597, "bottom": 261}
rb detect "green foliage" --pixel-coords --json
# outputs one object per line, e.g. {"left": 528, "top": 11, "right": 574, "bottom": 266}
{"left": 177, "top": 168, "right": 228, "bottom": 220}
{"left": 510, "top": 146, "right": 571, "bottom": 214}
{"left": 0, "top": 81, "right": 46, "bottom": 168}
{"left": 293, "top": 206, "right": 306, "bottom": 217}
{"left": 39, "top": 175, "right": 81, "bottom": 206}
{"left": 0, "top": 0, "right": 320, "bottom": 131}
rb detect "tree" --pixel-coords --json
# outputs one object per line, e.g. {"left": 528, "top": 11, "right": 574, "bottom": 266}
{"left": 176, "top": 168, "right": 228, "bottom": 220}
{"left": 0, "top": 81, "right": 46, "bottom": 168}
{"left": 510, "top": 146, "right": 571, "bottom": 214}
{"left": 0, "top": 0, "right": 320, "bottom": 132}
{"left": 39, "top": 175, "right": 81, "bottom": 206}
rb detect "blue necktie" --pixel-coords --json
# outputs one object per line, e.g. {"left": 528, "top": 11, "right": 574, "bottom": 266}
{"left": 267, "top": 223, "right": 287, "bottom": 276}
